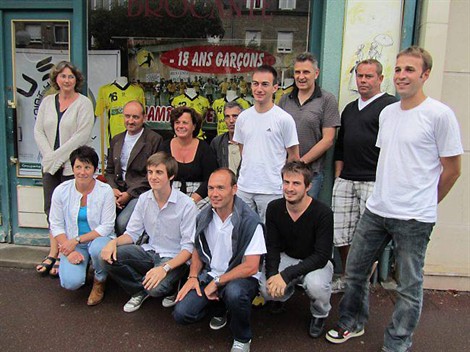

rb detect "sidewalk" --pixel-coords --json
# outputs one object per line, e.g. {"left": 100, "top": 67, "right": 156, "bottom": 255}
{"left": 0, "top": 243, "right": 48, "bottom": 269}
{"left": 0, "top": 243, "right": 469, "bottom": 351}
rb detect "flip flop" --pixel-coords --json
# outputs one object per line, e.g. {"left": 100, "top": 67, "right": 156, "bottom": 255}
{"left": 49, "top": 257, "right": 60, "bottom": 278}
{"left": 36, "top": 256, "right": 56, "bottom": 276}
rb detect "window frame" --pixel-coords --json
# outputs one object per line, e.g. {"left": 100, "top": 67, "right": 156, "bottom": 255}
{"left": 24, "top": 24, "right": 42, "bottom": 43}
{"left": 246, "top": 0, "right": 263, "bottom": 10}
{"left": 277, "top": 31, "right": 294, "bottom": 53}
{"left": 53, "top": 24, "right": 69, "bottom": 45}
{"left": 245, "top": 30, "right": 262, "bottom": 46}
{"left": 279, "top": 0, "right": 296, "bottom": 10}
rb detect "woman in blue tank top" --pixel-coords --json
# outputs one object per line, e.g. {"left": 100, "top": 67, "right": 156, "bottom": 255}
{"left": 48, "top": 146, "right": 116, "bottom": 305}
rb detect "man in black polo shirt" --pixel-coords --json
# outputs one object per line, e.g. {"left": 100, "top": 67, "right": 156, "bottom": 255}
{"left": 259, "top": 161, "right": 334, "bottom": 338}
{"left": 278, "top": 53, "right": 341, "bottom": 198}
{"left": 331, "top": 59, "right": 397, "bottom": 293}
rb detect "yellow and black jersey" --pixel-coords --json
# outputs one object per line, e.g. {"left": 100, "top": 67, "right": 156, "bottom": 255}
{"left": 170, "top": 93, "right": 210, "bottom": 117}
{"left": 95, "top": 82, "right": 145, "bottom": 144}
{"left": 170, "top": 93, "right": 210, "bottom": 139}
{"left": 212, "top": 97, "right": 251, "bottom": 135}
{"left": 274, "top": 85, "right": 294, "bottom": 105}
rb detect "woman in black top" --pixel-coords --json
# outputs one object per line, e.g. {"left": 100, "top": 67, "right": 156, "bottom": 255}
{"left": 159, "top": 106, "right": 217, "bottom": 208}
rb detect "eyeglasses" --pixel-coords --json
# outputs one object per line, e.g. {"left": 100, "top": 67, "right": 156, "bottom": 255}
{"left": 251, "top": 81, "right": 272, "bottom": 88}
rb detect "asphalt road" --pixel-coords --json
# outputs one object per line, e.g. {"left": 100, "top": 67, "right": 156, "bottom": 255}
{"left": 0, "top": 267, "right": 468, "bottom": 352}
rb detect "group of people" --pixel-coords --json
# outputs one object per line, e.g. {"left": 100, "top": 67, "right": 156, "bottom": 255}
{"left": 33, "top": 45, "right": 462, "bottom": 352}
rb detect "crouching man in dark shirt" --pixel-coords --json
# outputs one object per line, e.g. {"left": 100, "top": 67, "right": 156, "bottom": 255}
{"left": 259, "top": 160, "right": 334, "bottom": 338}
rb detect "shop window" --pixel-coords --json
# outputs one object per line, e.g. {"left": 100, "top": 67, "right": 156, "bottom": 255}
{"left": 25, "top": 24, "right": 42, "bottom": 43}
{"left": 246, "top": 0, "right": 263, "bottom": 9}
{"left": 245, "top": 31, "right": 262, "bottom": 46}
{"left": 86, "top": 0, "right": 310, "bottom": 136}
{"left": 277, "top": 32, "right": 293, "bottom": 53}
{"left": 279, "top": 0, "right": 296, "bottom": 10}
{"left": 100, "top": 0, "right": 114, "bottom": 10}
{"left": 115, "top": 0, "right": 126, "bottom": 7}
{"left": 91, "top": 0, "right": 125, "bottom": 10}
{"left": 91, "top": 0, "right": 103, "bottom": 10}
{"left": 54, "top": 25, "right": 69, "bottom": 44}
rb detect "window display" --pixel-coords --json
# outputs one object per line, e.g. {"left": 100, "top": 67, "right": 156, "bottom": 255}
{"left": 88, "top": 0, "right": 311, "bottom": 138}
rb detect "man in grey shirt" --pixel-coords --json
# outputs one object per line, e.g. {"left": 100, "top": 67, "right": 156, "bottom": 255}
{"left": 279, "top": 53, "right": 341, "bottom": 198}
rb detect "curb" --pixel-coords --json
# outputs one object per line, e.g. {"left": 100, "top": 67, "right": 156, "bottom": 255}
{"left": 0, "top": 244, "right": 49, "bottom": 269}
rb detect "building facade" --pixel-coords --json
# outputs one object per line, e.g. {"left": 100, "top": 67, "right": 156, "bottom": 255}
{"left": 0, "top": 0, "right": 468, "bottom": 290}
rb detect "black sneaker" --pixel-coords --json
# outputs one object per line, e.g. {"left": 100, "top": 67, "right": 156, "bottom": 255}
{"left": 269, "top": 301, "right": 286, "bottom": 315}
{"left": 326, "top": 325, "right": 365, "bottom": 343}
{"left": 309, "top": 317, "right": 326, "bottom": 338}
{"left": 209, "top": 313, "right": 227, "bottom": 330}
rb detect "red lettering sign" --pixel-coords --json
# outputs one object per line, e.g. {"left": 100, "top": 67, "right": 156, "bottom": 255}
{"left": 146, "top": 105, "right": 173, "bottom": 122}
{"left": 160, "top": 45, "right": 276, "bottom": 74}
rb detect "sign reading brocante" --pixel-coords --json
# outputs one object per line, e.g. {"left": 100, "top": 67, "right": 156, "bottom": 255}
{"left": 160, "top": 45, "right": 276, "bottom": 74}
{"left": 128, "top": 0, "right": 273, "bottom": 19}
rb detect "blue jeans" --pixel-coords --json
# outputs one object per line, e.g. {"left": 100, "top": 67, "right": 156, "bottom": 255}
{"left": 115, "top": 197, "right": 138, "bottom": 236}
{"left": 59, "top": 236, "right": 111, "bottom": 290}
{"left": 307, "top": 171, "right": 324, "bottom": 199}
{"left": 173, "top": 274, "right": 259, "bottom": 343}
{"left": 105, "top": 244, "right": 188, "bottom": 296}
{"left": 338, "top": 209, "right": 434, "bottom": 352}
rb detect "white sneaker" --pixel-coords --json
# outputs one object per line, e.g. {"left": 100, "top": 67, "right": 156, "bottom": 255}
{"left": 331, "top": 277, "right": 346, "bottom": 294}
{"left": 326, "top": 326, "right": 365, "bottom": 344}
{"left": 123, "top": 291, "right": 149, "bottom": 313}
{"left": 161, "top": 293, "right": 177, "bottom": 308}
{"left": 231, "top": 339, "right": 251, "bottom": 352}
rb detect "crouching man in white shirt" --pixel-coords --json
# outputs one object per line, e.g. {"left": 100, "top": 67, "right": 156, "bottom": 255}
{"left": 173, "top": 168, "right": 266, "bottom": 352}
{"left": 101, "top": 152, "right": 198, "bottom": 312}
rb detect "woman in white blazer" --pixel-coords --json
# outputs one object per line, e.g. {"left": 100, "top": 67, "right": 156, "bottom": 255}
{"left": 50, "top": 146, "right": 115, "bottom": 305}
{"left": 34, "top": 61, "right": 94, "bottom": 277}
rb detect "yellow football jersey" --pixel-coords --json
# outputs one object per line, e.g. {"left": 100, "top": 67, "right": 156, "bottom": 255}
{"left": 219, "top": 81, "right": 229, "bottom": 94}
{"left": 170, "top": 93, "right": 210, "bottom": 139}
{"left": 95, "top": 82, "right": 145, "bottom": 144}
{"left": 212, "top": 97, "right": 251, "bottom": 135}
{"left": 170, "top": 93, "right": 210, "bottom": 117}
{"left": 274, "top": 85, "right": 294, "bottom": 105}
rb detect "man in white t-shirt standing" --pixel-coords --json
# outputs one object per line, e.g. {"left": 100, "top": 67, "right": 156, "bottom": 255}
{"left": 326, "top": 46, "right": 463, "bottom": 352}
{"left": 233, "top": 65, "right": 299, "bottom": 222}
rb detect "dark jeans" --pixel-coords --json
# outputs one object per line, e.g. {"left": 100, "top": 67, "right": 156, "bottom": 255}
{"left": 115, "top": 197, "right": 138, "bottom": 236}
{"left": 105, "top": 244, "right": 188, "bottom": 297}
{"left": 338, "top": 209, "right": 434, "bottom": 352}
{"left": 42, "top": 170, "right": 74, "bottom": 222}
{"left": 307, "top": 171, "right": 324, "bottom": 199}
{"left": 173, "top": 274, "right": 258, "bottom": 343}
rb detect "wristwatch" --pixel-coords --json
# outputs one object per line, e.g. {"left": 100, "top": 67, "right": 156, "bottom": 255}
{"left": 214, "top": 275, "right": 221, "bottom": 287}
{"left": 163, "top": 263, "right": 172, "bottom": 273}
{"left": 74, "top": 236, "right": 81, "bottom": 244}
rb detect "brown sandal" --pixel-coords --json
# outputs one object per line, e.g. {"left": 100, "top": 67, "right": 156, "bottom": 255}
{"left": 36, "top": 256, "right": 56, "bottom": 276}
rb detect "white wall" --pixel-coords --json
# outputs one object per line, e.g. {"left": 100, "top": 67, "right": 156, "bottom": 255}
{"left": 419, "top": 0, "right": 470, "bottom": 291}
